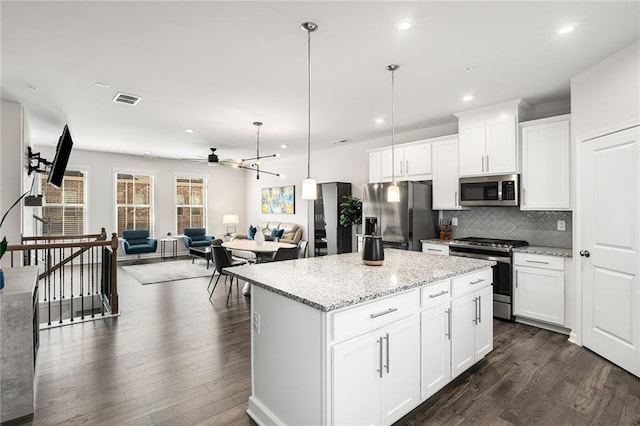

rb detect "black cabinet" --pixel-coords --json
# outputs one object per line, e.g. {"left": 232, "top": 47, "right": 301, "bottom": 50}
{"left": 309, "top": 182, "right": 353, "bottom": 256}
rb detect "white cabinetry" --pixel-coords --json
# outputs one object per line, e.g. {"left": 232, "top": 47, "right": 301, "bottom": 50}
{"left": 450, "top": 270, "right": 493, "bottom": 378}
{"left": 332, "top": 291, "right": 420, "bottom": 425}
{"left": 369, "top": 140, "right": 432, "bottom": 183}
{"left": 520, "top": 115, "right": 571, "bottom": 210}
{"left": 422, "top": 242, "right": 450, "bottom": 256}
{"left": 420, "top": 281, "right": 451, "bottom": 400}
{"left": 432, "top": 136, "right": 464, "bottom": 210}
{"left": 514, "top": 253, "right": 565, "bottom": 326}
{"left": 455, "top": 99, "right": 530, "bottom": 177}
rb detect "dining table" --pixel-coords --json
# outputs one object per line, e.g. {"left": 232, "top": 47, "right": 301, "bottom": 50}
{"left": 221, "top": 239, "right": 297, "bottom": 296}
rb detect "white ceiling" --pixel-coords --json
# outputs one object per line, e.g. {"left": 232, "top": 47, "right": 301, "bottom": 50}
{"left": 2, "top": 1, "right": 639, "bottom": 162}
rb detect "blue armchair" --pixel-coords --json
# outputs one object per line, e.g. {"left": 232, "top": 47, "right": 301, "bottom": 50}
{"left": 183, "top": 227, "right": 213, "bottom": 249}
{"left": 121, "top": 229, "right": 158, "bottom": 262}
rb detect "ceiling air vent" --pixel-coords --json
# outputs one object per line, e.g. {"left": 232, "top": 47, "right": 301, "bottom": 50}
{"left": 112, "top": 92, "right": 141, "bottom": 106}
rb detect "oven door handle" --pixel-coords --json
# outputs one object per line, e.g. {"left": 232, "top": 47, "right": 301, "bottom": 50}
{"left": 450, "top": 250, "right": 511, "bottom": 264}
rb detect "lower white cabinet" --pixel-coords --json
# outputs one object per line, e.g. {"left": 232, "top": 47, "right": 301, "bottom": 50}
{"left": 422, "top": 241, "right": 450, "bottom": 256}
{"left": 451, "top": 284, "right": 493, "bottom": 378}
{"left": 420, "top": 282, "right": 451, "bottom": 400}
{"left": 333, "top": 313, "right": 420, "bottom": 425}
{"left": 513, "top": 253, "right": 565, "bottom": 326}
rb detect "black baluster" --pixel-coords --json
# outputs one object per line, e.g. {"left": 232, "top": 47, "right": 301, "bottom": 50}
{"left": 70, "top": 250, "right": 74, "bottom": 323}
{"left": 80, "top": 249, "right": 84, "bottom": 320}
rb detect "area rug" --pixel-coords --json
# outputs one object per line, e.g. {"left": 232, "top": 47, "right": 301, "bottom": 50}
{"left": 122, "top": 259, "right": 213, "bottom": 285}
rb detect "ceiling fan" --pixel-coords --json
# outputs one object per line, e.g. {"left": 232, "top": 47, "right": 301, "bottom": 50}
{"left": 184, "top": 147, "right": 240, "bottom": 167}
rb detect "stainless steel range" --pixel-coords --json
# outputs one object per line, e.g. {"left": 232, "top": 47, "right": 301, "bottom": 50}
{"left": 448, "top": 237, "right": 528, "bottom": 320}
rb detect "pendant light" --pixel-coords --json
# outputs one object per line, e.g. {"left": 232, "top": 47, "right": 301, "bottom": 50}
{"left": 235, "top": 122, "right": 281, "bottom": 179}
{"left": 301, "top": 21, "right": 318, "bottom": 200}
{"left": 387, "top": 64, "right": 400, "bottom": 203}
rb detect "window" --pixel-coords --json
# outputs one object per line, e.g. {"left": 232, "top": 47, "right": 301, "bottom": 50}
{"left": 41, "top": 170, "right": 87, "bottom": 235}
{"left": 175, "top": 176, "right": 206, "bottom": 233}
{"left": 115, "top": 173, "right": 153, "bottom": 236}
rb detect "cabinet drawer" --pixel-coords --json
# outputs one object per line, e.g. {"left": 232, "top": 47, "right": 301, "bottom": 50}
{"left": 422, "top": 242, "right": 450, "bottom": 256}
{"left": 514, "top": 253, "right": 564, "bottom": 271}
{"left": 332, "top": 290, "right": 419, "bottom": 342}
{"left": 452, "top": 268, "right": 493, "bottom": 297}
{"left": 421, "top": 280, "right": 451, "bottom": 308}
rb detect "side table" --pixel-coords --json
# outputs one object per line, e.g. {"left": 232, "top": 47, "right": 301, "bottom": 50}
{"left": 160, "top": 238, "right": 177, "bottom": 260}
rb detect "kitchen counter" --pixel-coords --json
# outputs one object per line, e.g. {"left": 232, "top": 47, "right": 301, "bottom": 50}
{"left": 232, "top": 249, "right": 495, "bottom": 426}
{"left": 512, "top": 246, "right": 572, "bottom": 258}
{"left": 225, "top": 249, "right": 494, "bottom": 311}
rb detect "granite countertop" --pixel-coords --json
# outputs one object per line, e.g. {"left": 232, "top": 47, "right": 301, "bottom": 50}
{"left": 225, "top": 249, "right": 494, "bottom": 312}
{"left": 512, "top": 246, "right": 573, "bottom": 258}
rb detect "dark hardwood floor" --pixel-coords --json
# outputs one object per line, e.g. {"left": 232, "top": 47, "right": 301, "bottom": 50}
{"left": 8, "top": 259, "right": 640, "bottom": 425}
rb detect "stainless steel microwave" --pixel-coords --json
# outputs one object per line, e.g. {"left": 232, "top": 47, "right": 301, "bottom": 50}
{"left": 459, "top": 174, "right": 519, "bottom": 207}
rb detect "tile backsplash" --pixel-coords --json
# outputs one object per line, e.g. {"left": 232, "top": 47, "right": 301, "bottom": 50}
{"left": 441, "top": 207, "right": 572, "bottom": 248}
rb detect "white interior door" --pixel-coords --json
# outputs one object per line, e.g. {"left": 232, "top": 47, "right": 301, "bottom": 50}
{"left": 581, "top": 125, "right": 640, "bottom": 377}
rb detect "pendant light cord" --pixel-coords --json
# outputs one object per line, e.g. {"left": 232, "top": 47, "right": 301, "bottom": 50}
{"left": 256, "top": 123, "right": 260, "bottom": 179}
{"left": 307, "top": 28, "right": 312, "bottom": 179}
{"left": 391, "top": 68, "right": 395, "bottom": 185}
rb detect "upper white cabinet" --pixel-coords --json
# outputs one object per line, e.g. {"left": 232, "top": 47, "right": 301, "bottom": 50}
{"left": 432, "top": 136, "right": 464, "bottom": 210}
{"left": 455, "top": 99, "right": 530, "bottom": 177}
{"left": 369, "top": 140, "right": 432, "bottom": 183}
{"left": 520, "top": 115, "right": 571, "bottom": 211}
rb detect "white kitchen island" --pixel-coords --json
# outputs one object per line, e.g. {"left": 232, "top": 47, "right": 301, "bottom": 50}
{"left": 226, "top": 249, "right": 495, "bottom": 426}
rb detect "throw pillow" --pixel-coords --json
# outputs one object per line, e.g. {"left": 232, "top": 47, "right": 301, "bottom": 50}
{"left": 270, "top": 228, "right": 284, "bottom": 239}
{"left": 282, "top": 231, "right": 294, "bottom": 241}
{"left": 248, "top": 225, "right": 257, "bottom": 240}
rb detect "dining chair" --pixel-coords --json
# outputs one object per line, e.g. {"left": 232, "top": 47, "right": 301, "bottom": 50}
{"left": 297, "top": 240, "right": 308, "bottom": 259}
{"left": 272, "top": 247, "right": 298, "bottom": 262}
{"left": 209, "top": 245, "right": 246, "bottom": 306}
{"left": 207, "top": 239, "right": 224, "bottom": 293}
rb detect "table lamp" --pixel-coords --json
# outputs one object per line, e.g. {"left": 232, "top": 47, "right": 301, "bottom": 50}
{"left": 223, "top": 214, "right": 239, "bottom": 235}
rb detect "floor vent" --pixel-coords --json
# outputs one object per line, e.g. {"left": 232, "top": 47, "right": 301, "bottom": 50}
{"left": 113, "top": 92, "right": 141, "bottom": 105}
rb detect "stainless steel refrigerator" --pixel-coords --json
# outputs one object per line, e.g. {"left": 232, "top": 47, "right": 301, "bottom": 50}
{"left": 362, "top": 181, "right": 439, "bottom": 251}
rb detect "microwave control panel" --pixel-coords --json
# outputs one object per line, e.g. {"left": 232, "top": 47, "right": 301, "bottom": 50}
{"left": 502, "top": 181, "right": 516, "bottom": 200}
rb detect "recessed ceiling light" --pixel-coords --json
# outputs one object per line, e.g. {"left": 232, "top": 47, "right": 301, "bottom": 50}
{"left": 280, "top": 144, "right": 288, "bottom": 149}
{"left": 184, "top": 128, "right": 194, "bottom": 134}
{"left": 95, "top": 82, "right": 110, "bottom": 88}
{"left": 555, "top": 23, "right": 577, "bottom": 35}
{"left": 394, "top": 18, "right": 415, "bottom": 31}
{"left": 375, "top": 118, "right": 385, "bottom": 124}
{"left": 462, "top": 94, "right": 475, "bottom": 102}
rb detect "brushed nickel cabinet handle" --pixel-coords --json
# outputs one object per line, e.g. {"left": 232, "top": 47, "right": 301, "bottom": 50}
{"left": 478, "top": 295, "right": 482, "bottom": 323}
{"left": 428, "top": 290, "right": 449, "bottom": 298}
{"left": 370, "top": 307, "right": 398, "bottom": 319}
{"left": 377, "top": 337, "right": 383, "bottom": 378}
{"left": 446, "top": 308, "right": 451, "bottom": 340}
{"left": 470, "top": 278, "right": 484, "bottom": 285}
{"left": 384, "top": 333, "right": 390, "bottom": 374}
{"left": 481, "top": 156, "right": 485, "bottom": 173}
{"left": 526, "top": 260, "right": 550, "bottom": 264}
{"left": 486, "top": 155, "right": 489, "bottom": 172}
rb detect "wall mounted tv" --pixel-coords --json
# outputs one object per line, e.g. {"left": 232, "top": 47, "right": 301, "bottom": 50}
{"left": 47, "top": 124, "right": 74, "bottom": 189}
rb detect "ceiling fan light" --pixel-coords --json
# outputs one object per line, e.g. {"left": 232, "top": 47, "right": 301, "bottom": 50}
{"left": 387, "top": 184, "right": 400, "bottom": 202}
{"left": 302, "top": 178, "right": 317, "bottom": 200}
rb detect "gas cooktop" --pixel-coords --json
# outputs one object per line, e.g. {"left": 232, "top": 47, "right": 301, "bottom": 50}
{"left": 450, "top": 237, "right": 529, "bottom": 251}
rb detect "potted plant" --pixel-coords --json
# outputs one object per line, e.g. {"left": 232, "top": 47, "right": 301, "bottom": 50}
{"left": 339, "top": 195, "right": 362, "bottom": 252}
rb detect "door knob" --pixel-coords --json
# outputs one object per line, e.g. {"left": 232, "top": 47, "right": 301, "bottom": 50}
{"left": 579, "top": 250, "right": 590, "bottom": 258}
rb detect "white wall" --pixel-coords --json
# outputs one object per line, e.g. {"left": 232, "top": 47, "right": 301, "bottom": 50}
{"left": 0, "top": 100, "right": 24, "bottom": 267}
{"left": 243, "top": 122, "right": 458, "bottom": 239}
{"left": 571, "top": 40, "right": 640, "bottom": 140}
{"left": 32, "top": 145, "right": 247, "bottom": 258}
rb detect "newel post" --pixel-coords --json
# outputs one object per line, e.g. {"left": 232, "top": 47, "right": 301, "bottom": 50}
{"left": 110, "top": 233, "right": 119, "bottom": 314}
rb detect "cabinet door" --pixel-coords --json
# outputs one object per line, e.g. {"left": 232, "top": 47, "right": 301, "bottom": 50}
{"left": 450, "top": 292, "right": 476, "bottom": 378}
{"left": 474, "top": 285, "right": 493, "bottom": 359}
{"left": 404, "top": 144, "right": 432, "bottom": 179}
{"left": 458, "top": 123, "right": 485, "bottom": 176}
{"left": 521, "top": 118, "right": 571, "bottom": 210}
{"left": 421, "top": 302, "right": 451, "bottom": 400}
{"left": 432, "top": 139, "right": 461, "bottom": 210}
{"left": 380, "top": 315, "right": 420, "bottom": 425}
{"left": 332, "top": 332, "right": 379, "bottom": 425}
{"left": 380, "top": 147, "right": 404, "bottom": 180}
{"left": 485, "top": 116, "right": 517, "bottom": 174}
{"left": 369, "top": 151, "right": 382, "bottom": 183}
{"left": 514, "top": 265, "right": 565, "bottom": 325}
